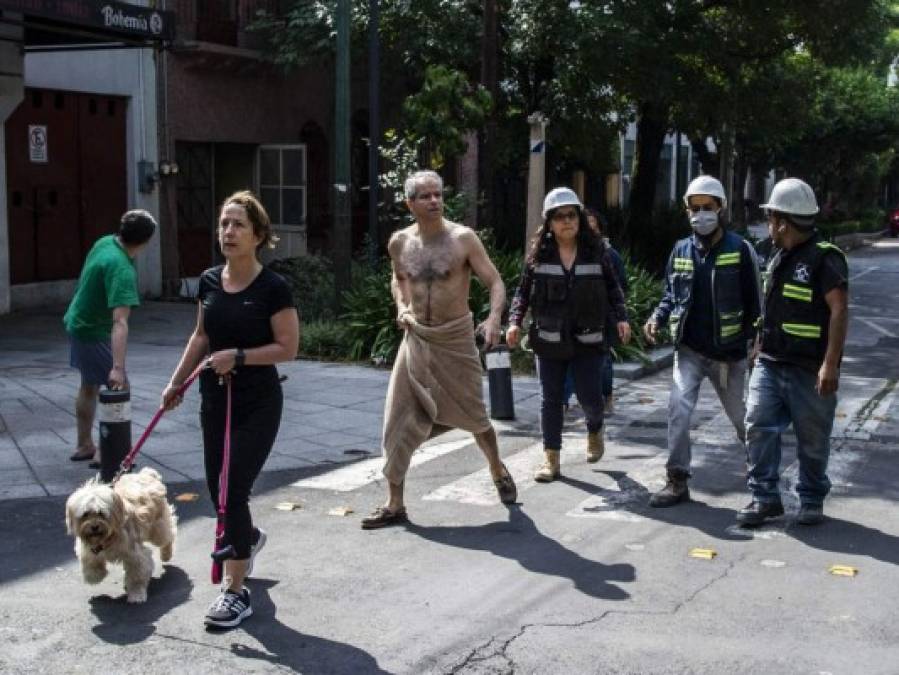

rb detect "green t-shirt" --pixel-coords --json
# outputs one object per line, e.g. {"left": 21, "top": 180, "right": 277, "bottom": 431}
{"left": 63, "top": 235, "right": 140, "bottom": 340}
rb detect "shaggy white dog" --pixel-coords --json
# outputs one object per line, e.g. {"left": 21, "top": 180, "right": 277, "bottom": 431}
{"left": 65, "top": 467, "right": 177, "bottom": 603}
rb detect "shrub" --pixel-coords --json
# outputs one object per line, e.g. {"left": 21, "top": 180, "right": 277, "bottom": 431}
{"left": 268, "top": 256, "right": 336, "bottom": 322}
{"left": 340, "top": 260, "right": 401, "bottom": 365}
{"left": 470, "top": 228, "right": 523, "bottom": 326}
{"left": 300, "top": 320, "right": 354, "bottom": 360}
{"left": 611, "top": 257, "right": 669, "bottom": 364}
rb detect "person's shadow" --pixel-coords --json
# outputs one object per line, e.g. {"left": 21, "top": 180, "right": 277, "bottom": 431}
{"left": 786, "top": 516, "right": 899, "bottom": 567}
{"left": 559, "top": 471, "right": 754, "bottom": 543}
{"left": 222, "top": 579, "right": 390, "bottom": 674}
{"left": 90, "top": 564, "right": 193, "bottom": 644}
{"left": 404, "top": 504, "right": 634, "bottom": 600}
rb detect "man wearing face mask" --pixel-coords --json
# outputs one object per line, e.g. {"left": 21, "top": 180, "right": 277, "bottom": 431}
{"left": 737, "top": 178, "right": 848, "bottom": 527}
{"left": 643, "top": 175, "right": 761, "bottom": 508}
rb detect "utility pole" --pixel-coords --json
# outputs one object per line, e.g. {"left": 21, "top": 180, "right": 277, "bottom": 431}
{"left": 480, "top": 0, "right": 499, "bottom": 230}
{"left": 334, "top": 0, "right": 352, "bottom": 306}
{"left": 367, "top": 0, "right": 380, "bottom": 266}
{"left": 525, "top": 112, "right": 548, "bottom": 256}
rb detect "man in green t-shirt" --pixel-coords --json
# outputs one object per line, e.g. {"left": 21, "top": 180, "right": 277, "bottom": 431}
{"left": 64, "top": 210, "right": 157, "bottom": 463}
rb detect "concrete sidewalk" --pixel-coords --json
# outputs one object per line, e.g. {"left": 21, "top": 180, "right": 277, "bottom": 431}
{"left": 0, "top": 301, "right": 544, "bottom": 501}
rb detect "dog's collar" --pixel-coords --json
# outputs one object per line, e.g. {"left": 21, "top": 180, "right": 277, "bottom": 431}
{"left": 90, "top": 532, "right": 114, "bottom": 555}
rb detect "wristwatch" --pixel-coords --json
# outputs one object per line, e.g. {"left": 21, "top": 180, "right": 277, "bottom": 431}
{"left": 234, "top": 348, "right": 246, "bottom": 368}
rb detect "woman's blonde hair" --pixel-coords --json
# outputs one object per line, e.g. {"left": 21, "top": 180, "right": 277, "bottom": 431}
{"left": 220, "top": 190, "right": 279, "bottom": 250}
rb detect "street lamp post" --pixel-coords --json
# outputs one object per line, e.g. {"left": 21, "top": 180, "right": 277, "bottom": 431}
{"left": 334, "top": 0, "right": 352, "bottom": 305}
{"left": 368, "top": 0, "right": 380, "bottom": 267}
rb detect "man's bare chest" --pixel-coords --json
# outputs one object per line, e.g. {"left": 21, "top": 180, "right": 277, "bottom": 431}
{"left": 398, "top": 237, "right": 464, "bottom": 283}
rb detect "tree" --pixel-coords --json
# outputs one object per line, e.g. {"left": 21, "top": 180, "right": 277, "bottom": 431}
{"left": 574, "top": 0, "right": 891, "bottom": 260}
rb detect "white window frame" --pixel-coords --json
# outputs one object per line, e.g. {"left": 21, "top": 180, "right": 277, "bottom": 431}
{"left": 256, "top": 144, "right": 307, "bottom": 230}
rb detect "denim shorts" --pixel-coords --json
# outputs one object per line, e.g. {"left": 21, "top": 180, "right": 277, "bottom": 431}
{"left": 68, "top": 335, "right": 112, "bottom": 386}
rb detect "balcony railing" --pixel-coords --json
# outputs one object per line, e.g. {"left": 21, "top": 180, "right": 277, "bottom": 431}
{"left": 172, "top": 0, "right": 283, "bottom": 48}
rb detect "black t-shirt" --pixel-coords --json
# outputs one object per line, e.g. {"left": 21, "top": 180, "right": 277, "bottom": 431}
{"left": 198, "top": 265, "right": 294, "bottom": 391}
{"left": 760, "top": 243, "right": 848, "bottom": 371}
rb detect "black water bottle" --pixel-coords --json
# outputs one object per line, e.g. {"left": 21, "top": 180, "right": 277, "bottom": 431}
{"left": 486, "top": 344, "right": 515, "bottom": 420}
{"left": 98, "top": 388, "right": 131, "bottom": 482}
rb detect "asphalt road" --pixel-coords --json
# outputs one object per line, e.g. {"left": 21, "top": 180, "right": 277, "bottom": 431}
{"left": 2, "top": 240, "right": 898, "bottom": 674}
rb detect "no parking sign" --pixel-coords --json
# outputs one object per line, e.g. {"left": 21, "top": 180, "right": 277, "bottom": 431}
{"left": 28, "top": 125, "right": 48, "bottom": 163}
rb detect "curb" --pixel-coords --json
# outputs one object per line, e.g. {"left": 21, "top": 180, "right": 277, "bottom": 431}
{"left": 615, "top": 346, "right": 674, "bottom": 380}
{"left": 832, "top": 230, "right": 884, "bottom": 252}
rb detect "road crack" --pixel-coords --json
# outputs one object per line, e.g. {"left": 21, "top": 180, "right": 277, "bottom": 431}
{"left": 445, "top": 558, "right": 741, "bottom": 674}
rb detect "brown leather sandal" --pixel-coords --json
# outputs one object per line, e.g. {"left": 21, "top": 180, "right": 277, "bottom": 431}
{"left": 493, "top": 463, "right": 518, "bottom": 504}
{"left": 361, "top": 506, "right": 408, "bottom": 530}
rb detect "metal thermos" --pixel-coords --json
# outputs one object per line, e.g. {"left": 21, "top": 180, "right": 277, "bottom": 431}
{"left": 98, "top": 388, "right": 131, "bottom": 482}
{"left": 486, "top": 344, "right": 515, "bottom": 420}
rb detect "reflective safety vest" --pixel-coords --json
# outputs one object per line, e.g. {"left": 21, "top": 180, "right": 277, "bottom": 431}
{"left": 528, "top": 248, "right": 609, "bottom": 360}
{"left": 761, "top": 233, "right": 845, "bottom": 364}
{"left": 666, "top": 231, "right": 750, "bottom": 349}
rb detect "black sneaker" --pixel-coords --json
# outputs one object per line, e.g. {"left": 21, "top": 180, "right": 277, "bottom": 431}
{"left": 736, "top": 500, "right": 785, "bottom": 527}
{"left": 205, "top": 587, "right": 252, "bottom": 628}
{"left": 246, "top": 528, "right": 267, "bottom": 578}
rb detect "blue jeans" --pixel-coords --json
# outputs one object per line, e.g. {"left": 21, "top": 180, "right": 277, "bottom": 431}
{"left": 563, "top": 356, "right": 613, "bottom": 404}
{"left": 667, "top": 345, "right": 747, "bottom": 475}
{"left": 744, "top": 359, "right": 836, "bottom": 506}
{"left": 538, "top": 352, "right": 606, "bottom": 450}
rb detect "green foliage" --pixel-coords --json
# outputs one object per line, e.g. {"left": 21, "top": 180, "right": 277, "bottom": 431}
{"left": 611, "top": 257, "right": 669, "bottom": 364}
{"left": 817, "top": 211, "right": 886, "bottom": 240}
{"left": 339, "top": 260, "right": 400, "bottom": 365}
{"left": 469, "top": 229, "right": 523, "bottom": 327}
{"left": 267, "top": 256, "right": 336, "bottom": 322}
{"left": 403, "top": 65, "right": 492, "bottom": 168}
{"left": 300, "top": 320, "right": 354, "bottom": 360}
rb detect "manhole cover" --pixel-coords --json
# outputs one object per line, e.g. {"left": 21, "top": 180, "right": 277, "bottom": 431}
{"left": 0, "top": 365, "right": 67, "bottom": 380}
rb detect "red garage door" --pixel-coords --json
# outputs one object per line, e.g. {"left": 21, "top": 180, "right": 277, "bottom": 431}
{"left": 6, "top": 87, "right": 127, "bottom": 284}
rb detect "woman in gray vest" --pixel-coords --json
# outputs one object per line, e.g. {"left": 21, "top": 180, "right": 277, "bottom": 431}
{"left": 507, "top": 188, "right": 631, "bottom": 482}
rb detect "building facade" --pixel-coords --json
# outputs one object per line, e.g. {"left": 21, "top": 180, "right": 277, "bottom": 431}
{"left": 0, "top": 0, "right": 173, "bottom": 314}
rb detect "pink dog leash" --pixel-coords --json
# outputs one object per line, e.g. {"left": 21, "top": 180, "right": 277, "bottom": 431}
{"left": 210, "top": 376, "right": 234, "bottom": 584}
{"left": 109, "top": 362, "right": 207, "bottom": 485}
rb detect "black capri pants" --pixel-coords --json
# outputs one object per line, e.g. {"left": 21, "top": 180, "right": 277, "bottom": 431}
{"left": 200, "top": 369, "right": 283, "bottom": 560}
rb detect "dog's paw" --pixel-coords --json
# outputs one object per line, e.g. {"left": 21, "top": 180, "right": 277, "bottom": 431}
{"left": 126, "top": 589, "right": 148, "bottom": 604}
{"left": 82, "top": 565, "right": 108, "bottom": 584}
{"left": 160, "top": 543, "right": 174, "bottom": 562}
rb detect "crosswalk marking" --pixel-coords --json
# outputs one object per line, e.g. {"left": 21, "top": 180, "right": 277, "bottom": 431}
{"left": 292, "top": 375, "right": 895, "bottom": 523}
{"left": 290, "top": 437, "right": 473, "bottom": 492}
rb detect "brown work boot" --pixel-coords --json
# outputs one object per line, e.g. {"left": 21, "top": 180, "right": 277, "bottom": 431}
{"left": 604, "top": 392, "right": 615, "bottom": 415}
{"left": 586, "top": 430, "right": 605, "bottom": 463}
{"left": 648, "top": 470, "right": 690, "bottom": 507}
{"left": 534, "top": 449, "right": 561, "bottom": 482}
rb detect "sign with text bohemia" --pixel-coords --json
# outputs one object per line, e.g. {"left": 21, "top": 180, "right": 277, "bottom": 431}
{"left": 0, "top": 0, "right": 174, "bottom": 42}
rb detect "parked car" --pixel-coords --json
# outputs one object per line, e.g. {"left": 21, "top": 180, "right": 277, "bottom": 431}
{"left": 889, "top": 206, "right": 899, "bottom": 237}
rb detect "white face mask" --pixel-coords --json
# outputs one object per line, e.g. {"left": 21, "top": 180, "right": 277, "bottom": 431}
{"left": 690, "top": 210, "right": 719, "bottom": 236}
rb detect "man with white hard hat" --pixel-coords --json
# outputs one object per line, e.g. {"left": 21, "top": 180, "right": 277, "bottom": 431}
{"left": 737, "top": 177, "right": 849, "bottom": 527}
{"left": 643, "top": 175, "right": 761, "bottom": 508}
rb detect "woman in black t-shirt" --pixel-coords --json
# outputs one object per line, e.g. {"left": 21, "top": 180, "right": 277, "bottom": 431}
{"left": 162, "top": 190, "right": 299, "bottom": 628}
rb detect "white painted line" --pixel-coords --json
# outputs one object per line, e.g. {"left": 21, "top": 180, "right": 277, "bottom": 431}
{"left": 290, "top": 437, "right": 474, "bottom": 491}
{"left": 849, "top": 266, "right": 879, "bottom": 281}
{"left": 423, "top": 441, "right": 546, "bottom": 505}
{"left": 857, "top": 317, "right": 897, "bottom": 339}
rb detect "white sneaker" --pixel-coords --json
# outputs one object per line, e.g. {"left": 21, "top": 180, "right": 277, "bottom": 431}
{"left": 246, "top": 528, "right": 267, "bottom": 578}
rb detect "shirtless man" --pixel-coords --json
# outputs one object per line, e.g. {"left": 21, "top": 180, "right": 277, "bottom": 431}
{"left": 361, "top": 170, "right": 517, "bottom": 529}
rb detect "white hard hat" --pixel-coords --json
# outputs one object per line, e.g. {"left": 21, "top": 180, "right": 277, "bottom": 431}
{"left": 760, "top": 178, "right": 819, "bottom": 217}
{"left": 683, "top": 175, "right": 727, "bottom": 209}
{"left": 542, "top": 187, "right": 582, "bottom": 219}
